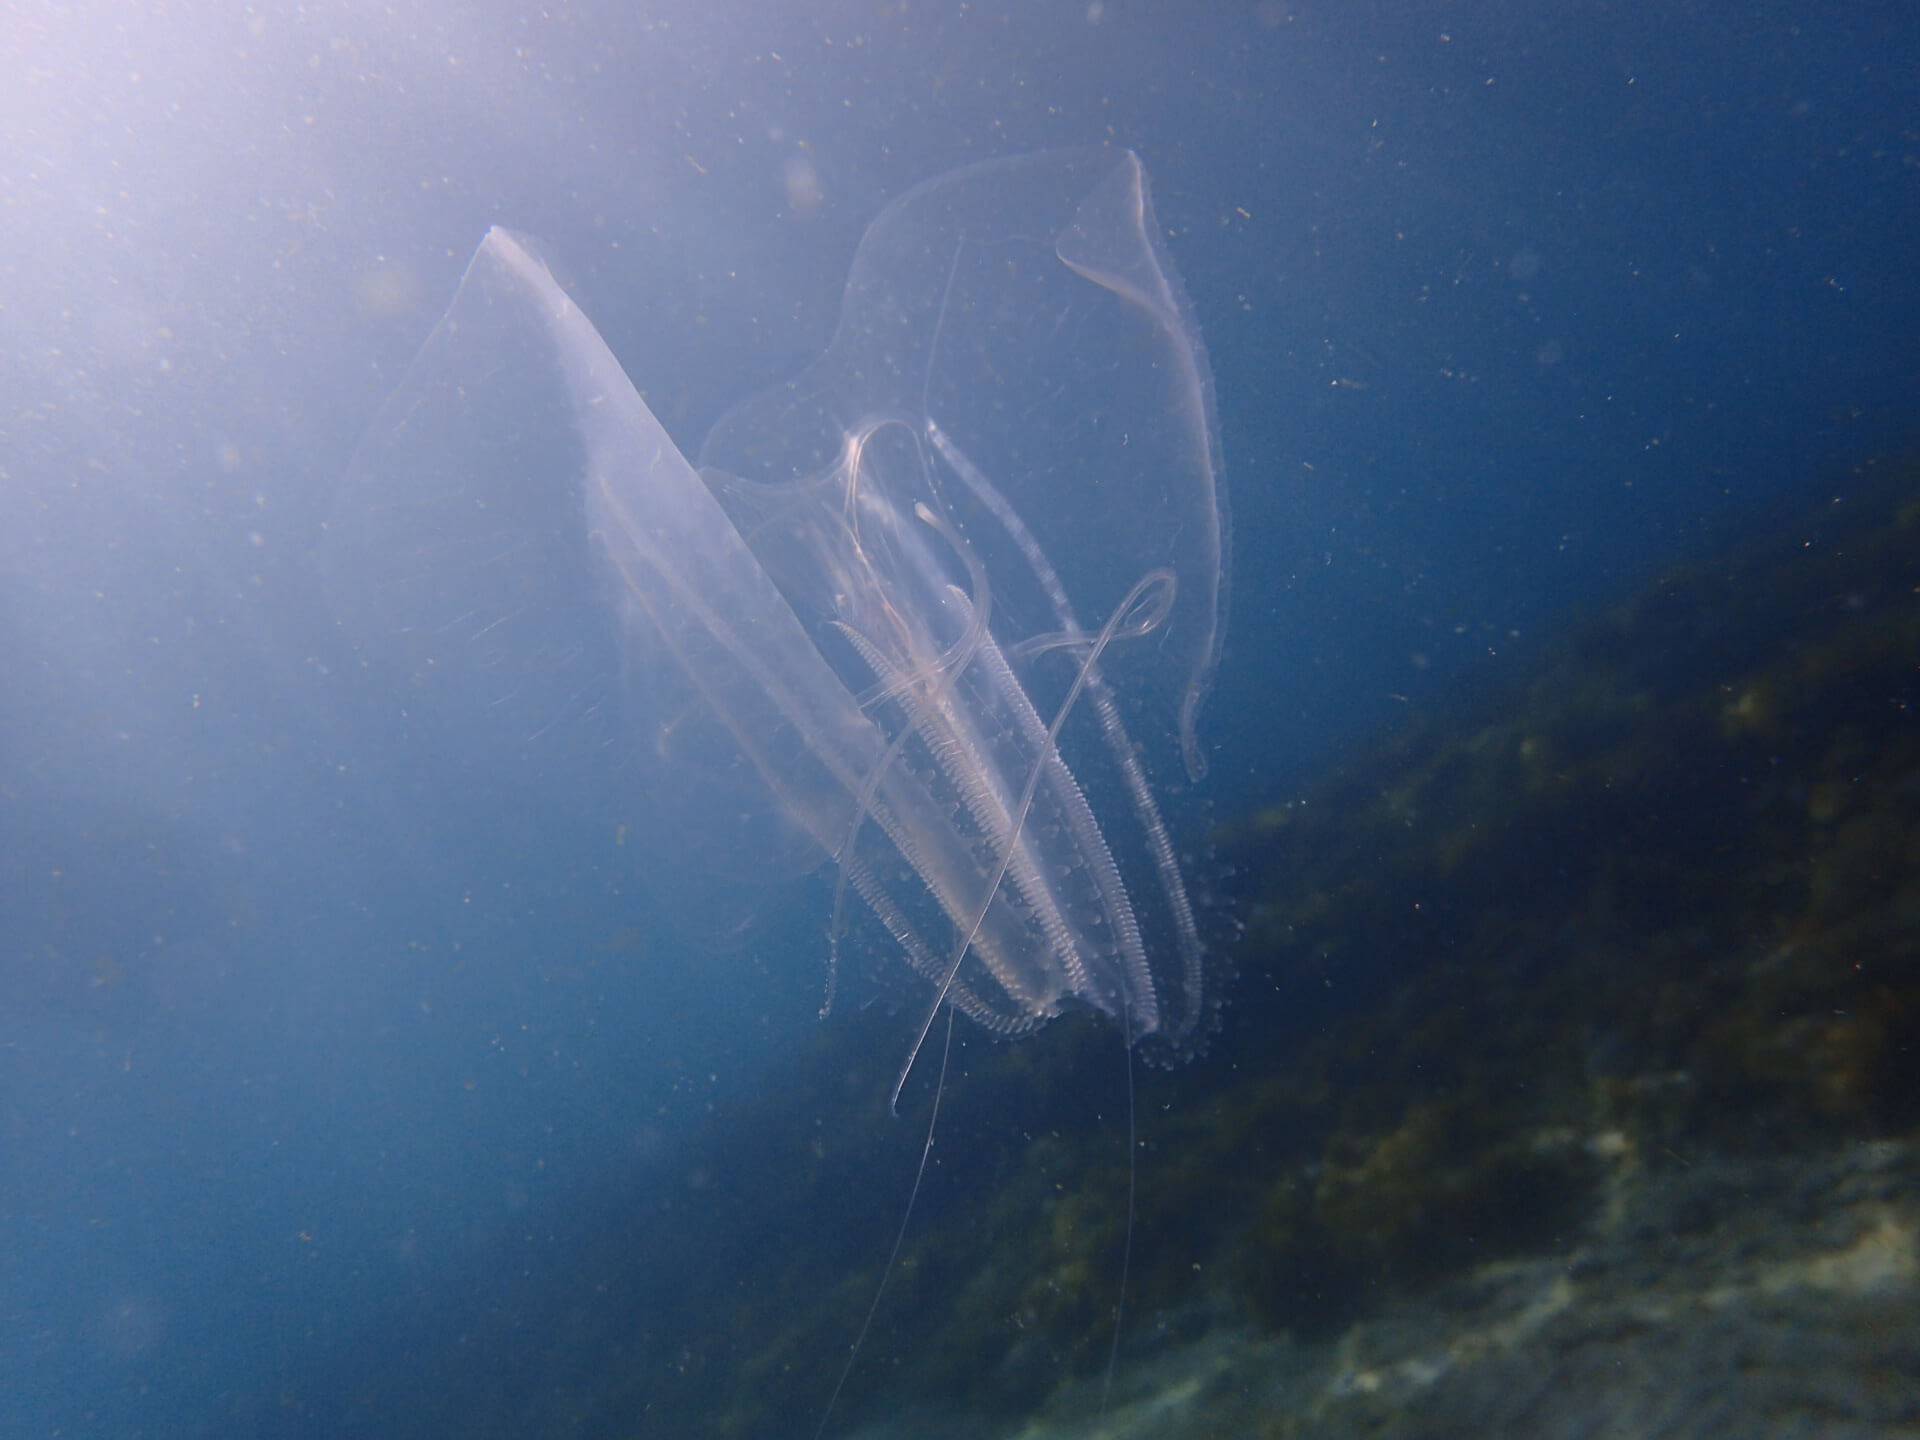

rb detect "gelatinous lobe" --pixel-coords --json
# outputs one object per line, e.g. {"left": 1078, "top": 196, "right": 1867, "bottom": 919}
{"left": 321, "top": 148, "right": 1230, "bottom": 1071}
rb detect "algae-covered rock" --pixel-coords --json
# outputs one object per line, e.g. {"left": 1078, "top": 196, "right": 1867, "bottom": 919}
{"left": 299, "top": 458, "right": 1920, "bottom": 1440}
{"left": 727, "top": 458, "right": 1920, "bottom": 1433}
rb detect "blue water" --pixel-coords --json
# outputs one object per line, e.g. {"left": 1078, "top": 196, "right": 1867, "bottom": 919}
{"left": 2, "top": 2, "right": 1914, "bottom": 1435}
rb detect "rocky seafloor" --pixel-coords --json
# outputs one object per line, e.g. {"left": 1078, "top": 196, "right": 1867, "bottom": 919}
{"left": 293, "top": 455, "right": 1920, "bottom": 1439}
{"left": 813, "top": 458, "right": 1920, "bottom": 1439}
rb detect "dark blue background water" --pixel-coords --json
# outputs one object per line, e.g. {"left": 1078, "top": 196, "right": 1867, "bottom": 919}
{"left": 2, "top": 1, "right": 1914, "bottom": 1433}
